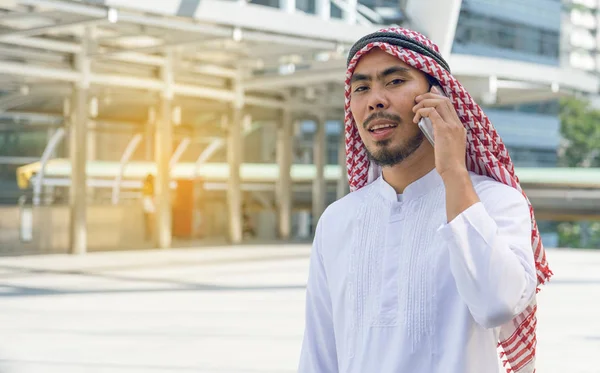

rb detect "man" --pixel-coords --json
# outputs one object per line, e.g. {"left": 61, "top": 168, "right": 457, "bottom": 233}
{"left": 298, "top": 28, "right": 552, "bottom": 373}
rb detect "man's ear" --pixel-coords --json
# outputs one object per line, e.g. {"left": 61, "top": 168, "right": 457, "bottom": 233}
{"left": 425, "top": 74, "right": 440, "bottom": 89}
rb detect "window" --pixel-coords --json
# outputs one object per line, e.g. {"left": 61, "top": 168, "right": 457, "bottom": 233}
{"left": 495, "top": 100, "right": 560, "bottom": 116}
{"left": 296, "top": 0, "right": 315, "bottom": 14}
{"left": 453, "top": 10, "right": 560, "bottom": 60}
{"left": 506, "top": 147, "right": 558, "bottom": 167}
{"left": 248, "top": 0, "right": 279, "bottom": 8}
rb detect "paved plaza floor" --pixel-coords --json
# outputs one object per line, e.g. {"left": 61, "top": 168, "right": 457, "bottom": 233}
{"left": 0, "top": 245, "right": 598, "bottom": 373}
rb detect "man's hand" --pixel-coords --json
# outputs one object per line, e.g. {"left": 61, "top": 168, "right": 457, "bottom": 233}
{"left": 412, "top": 86, "right": 468, "bottom": 179}
{"left": 412, "top": 86, "right": 479, "bottom": 222}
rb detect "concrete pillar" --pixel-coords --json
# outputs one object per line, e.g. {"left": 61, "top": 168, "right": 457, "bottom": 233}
{"left": 312, "top": 114, "right": 326, "bottom": 229}
{"left": 155, "top": 50, "right": 174, "bottom": 249}
{"left": 261, "top": 124, "right": 276, "bottom": 162}
{"left": 85, "top": 29, "right": 98, "bottom": 203}
{"left": 87, "top": 121, "right": 96, "bottom": 162}
{"left": 276, "top": 107, "right": 293, "bottom": 239}
{"left": 344, "top": 0, "right": 357, "bottom": 24}
{"left": 87, "top": 94, "right": 98, "bottom": 163}
{"left": 280, "top": 0, "right": 295, "bottom": 13}
{"left": 227, "top": 110, "right": 244, "bottom": 244}
{"left": 297, "top": 211, "right": 310, "bottom": 238}
{"left": 69, "top": 29, "right": 91, "bottom": 255}
{"left": 316, "top": 0, "right": 330, "bottom": 20}
{"left": 227, "top": 72, "right": 244, "bottom": 244}
{"left": 145, "top": 107, "right": 156, "bottom": 161}
{"left": 86, "top": 120, "right": 96, "bottom": 201}
{"left": 337, "top": 124, "right": 349, "bottom": 199}
{"left": 43, "top": 128, "right": 56, "bottom": 205}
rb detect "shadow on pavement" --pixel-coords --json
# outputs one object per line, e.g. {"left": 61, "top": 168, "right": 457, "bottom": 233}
{"left": 0, "top": 358, "right": 296, "bottom": 373}
{"left": 546, "top": 278, "right": 600, "bottom": 285}
{"left": 0, "top": 252, "right": 309, "bottom": 280}
{"left": 0, "top": 282, "right": 306, "bottom": 298}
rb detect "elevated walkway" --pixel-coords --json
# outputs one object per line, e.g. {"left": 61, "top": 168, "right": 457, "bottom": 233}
{"left": 16, "top": 159, "right": 600, "bottom": 220}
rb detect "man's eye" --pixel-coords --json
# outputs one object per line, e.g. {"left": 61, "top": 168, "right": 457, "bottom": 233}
{"left": 388, "top": 79, "right": 404, "bottom": 86}
{"left": 353, "top": 86, "right": 368, "bottom": 93}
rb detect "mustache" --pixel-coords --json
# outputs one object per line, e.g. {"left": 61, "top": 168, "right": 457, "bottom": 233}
{"left": 363, "top": 112, "right": 402, "bottom": 129}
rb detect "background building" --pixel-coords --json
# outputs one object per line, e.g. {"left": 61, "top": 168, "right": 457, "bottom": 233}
{"left": 0, "top": 0, "right": 598, "bottom": 253}
{"left": 453, "top": 0, "right": 563, "bottom": 168}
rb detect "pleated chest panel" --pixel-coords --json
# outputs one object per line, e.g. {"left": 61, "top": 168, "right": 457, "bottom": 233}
{"left": 345, "top": 185, "right": 447, "bottom": 358}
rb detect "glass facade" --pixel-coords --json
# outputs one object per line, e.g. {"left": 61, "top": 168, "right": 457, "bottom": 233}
{"left": 453, "top": 9, "right": 560, "bottom": 65}
{"left": 494, "top": 100, "right": 561, "bottom": 116}
{"left": 480, "top": 108, "right": 560, "bottom": 166}
{"left": 452, "top": 1, "right": 566, "bottom": 243}
{"left": 452, "top": 2, "right": 563, "bottom": 169}
{"left": 506, "top": 147, "right": 558, "bottom": 167}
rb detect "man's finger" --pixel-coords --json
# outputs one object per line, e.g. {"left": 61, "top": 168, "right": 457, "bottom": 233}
{"left": 412, "top": 98, "right": 445, "bottom": 113}
{"left": 415, "top": 92, "right": 445, "bottom": 102}
{"left": 413, "top": 107, "right": 431, "bottom": 123}
{"left": 414, "top": 107, "right": 445, "bottom": 124}
{"left": 427, "top": 109, "right": 445, "bottom": 129}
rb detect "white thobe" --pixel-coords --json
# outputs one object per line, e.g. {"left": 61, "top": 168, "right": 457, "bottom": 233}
{"left": 298, "top": 169, "right": 537, "bottom": 373}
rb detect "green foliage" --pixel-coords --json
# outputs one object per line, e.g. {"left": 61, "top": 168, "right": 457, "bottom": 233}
{"left": 567, "top": 3, "right": 592, "bottom": 12}
{"left": 558, "top": 97, "right": 600, "bottom": 167}
{"left": 557, "top": 97, "right": 600, "bottom": 248}
{"left": 558, "top": 221, "right": 600, "bottom": 249}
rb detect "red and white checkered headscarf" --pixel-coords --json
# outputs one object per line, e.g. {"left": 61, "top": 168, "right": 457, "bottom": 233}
{"left": 344, "top": 27, "right": 552, "bottom": 373}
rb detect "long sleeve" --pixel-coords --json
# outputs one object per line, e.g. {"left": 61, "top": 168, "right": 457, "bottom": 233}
{"left": 298, "top": 221, "right": 339, "bottom": 373}
{"left": 436, "top": 185, "right": 537, "bottom": 329}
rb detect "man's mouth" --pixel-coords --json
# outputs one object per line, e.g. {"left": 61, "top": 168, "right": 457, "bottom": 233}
{"left": 367, "top": 122, "right": 398, "bottom": 142}
{"left": 369, "top": 123, "right": 398, "bottom": 133}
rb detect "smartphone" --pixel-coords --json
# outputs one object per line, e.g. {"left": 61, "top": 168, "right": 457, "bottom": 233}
{"left": 417, "top": 84, "right": 446, "bottom": 146}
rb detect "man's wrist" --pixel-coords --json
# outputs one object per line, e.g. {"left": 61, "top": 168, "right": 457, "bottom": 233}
{"left": 441, "top": 167, "right": 479, "bottom": 222}
{"left": 439, "top": 167, "right": 470, "bottom": 184}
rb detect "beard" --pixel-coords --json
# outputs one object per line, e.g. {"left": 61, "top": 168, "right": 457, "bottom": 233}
{"left": 365, "top": 130, "right": 425, "bottom": 167}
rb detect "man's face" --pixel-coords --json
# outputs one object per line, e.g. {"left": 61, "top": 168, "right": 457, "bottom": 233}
{"left": 349, "top": 48, "right": 431, "bottom": 166}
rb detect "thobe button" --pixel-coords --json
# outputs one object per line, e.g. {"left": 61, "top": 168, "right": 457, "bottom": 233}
{"left": 390, "top": 203, "right": 404, "bottom": 222}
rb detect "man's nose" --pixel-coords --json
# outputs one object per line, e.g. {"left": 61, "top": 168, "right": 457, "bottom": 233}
{"left": 368, "top": 90, "right": 389, "bottom": 111}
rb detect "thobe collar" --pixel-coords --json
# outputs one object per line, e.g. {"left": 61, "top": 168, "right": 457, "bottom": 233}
{"left": 377, "top": 167, "right": 443, "bottom": 203}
